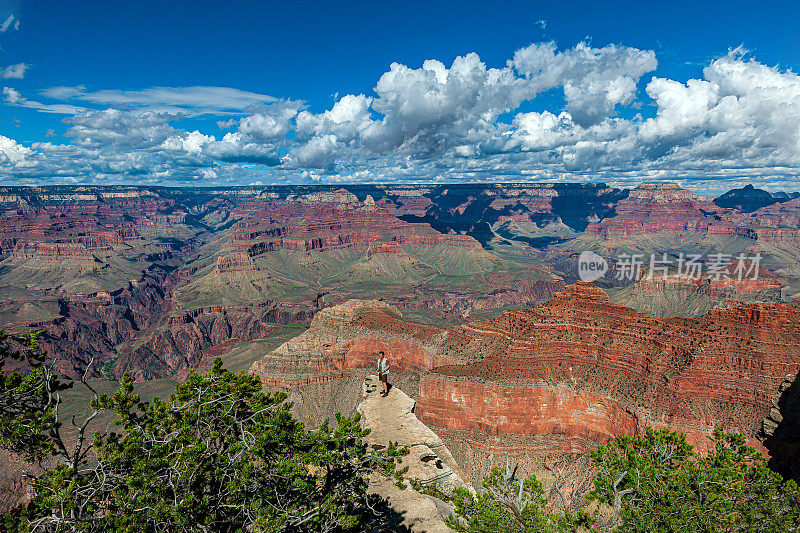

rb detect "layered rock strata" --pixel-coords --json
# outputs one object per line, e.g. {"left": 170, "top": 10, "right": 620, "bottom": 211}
{"left": 417, "top": 283, "right": 800, "bottom": 455}
{"left": 585, "top": 182, "right": 717, "bottom": 237}
{"left": 249, "top": 300, "right": 461, "bottom": 389}
{"left": 250, "top": 285, "right": 800, "bottom": 482}
{"left": 117, "top": 301, "right": 313, "bottom": 381}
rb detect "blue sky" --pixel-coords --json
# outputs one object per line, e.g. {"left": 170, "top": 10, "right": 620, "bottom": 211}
{"left": 0, "top": 0, "right": 799, "bottom": 192}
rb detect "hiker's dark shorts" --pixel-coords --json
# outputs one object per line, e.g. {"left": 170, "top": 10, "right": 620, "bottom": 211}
{"left": 379, "top": 373, "right": 388, "bottom": 383}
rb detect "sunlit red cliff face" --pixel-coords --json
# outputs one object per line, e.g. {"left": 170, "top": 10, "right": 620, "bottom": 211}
{"left": 582, "top": 182, "right": 800, "bottom": 249}
{"left": 584, "top": 182, "right": 717, "bottom": 237}
{"left": 249, "top": 283, "right": 800, "bottom": 482}
{"left": 416, "top": 282, "right": 800, "bottom": 454}
{"left": 248, "top": 300, "right": 462, "bottom": 391}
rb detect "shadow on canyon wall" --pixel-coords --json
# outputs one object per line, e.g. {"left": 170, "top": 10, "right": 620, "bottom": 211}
{"left": 762, "top": 373, "right": 800, "bottom": 480}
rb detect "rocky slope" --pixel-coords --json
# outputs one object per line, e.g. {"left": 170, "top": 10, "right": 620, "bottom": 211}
{"left": 0, "top": 187, "right": 558, "bottom": 379}
{"left": 249, "top": 286, "right": 800, "bottom": 486}
{"left": 575, "top": 182, "right": 800, "bottom": 255}
{"left": 176, "top": 188, "right": 562, "bottom": 320}
{"left": 116, "top": 301, "right": 313, "bottom": 381}
{"left": 417, "top": 283, "right": 800, "bottom": 453}
{"left": 556, "top": 181, "right": 800, "bottom": 315}
{"left": 359, "top": 375, "right": 471, "bottom": 532}
{"left": 608, "top": 274, "right": 783, "bottom": 318}
{"left": 31, "top": 265, "right": 179, "bottom": 378}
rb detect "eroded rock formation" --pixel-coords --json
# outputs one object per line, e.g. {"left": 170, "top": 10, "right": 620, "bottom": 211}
{"left": 359, "top": 375, "right": 471, "bottom": 532}
{"left": 117, "top": 301, "right": 313, "bottom": 381}
{"left": 250, "top": 285, "right": 800, "bottom": 486}
{"left": 584, "top": 182, "right": 718, "bottom": 238}
{"left": 417, "top": 283, "right": 800, "bottom": 455}
{"left": 1, "top": 182, "right": 798, "bottom": 384}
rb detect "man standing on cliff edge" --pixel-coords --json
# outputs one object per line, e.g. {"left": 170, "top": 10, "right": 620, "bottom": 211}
{"left": 377, "top": 351, "right": 389, "bottom": 397}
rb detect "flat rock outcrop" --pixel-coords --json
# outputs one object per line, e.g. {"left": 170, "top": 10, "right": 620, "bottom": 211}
{"left": 249, "top": 300, "right": 462, "bottom": 389}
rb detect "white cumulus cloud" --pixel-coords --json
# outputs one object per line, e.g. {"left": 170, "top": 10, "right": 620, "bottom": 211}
{"left": 0, "top": 135, "right": 32, "bottom": 164}
{"left": 3, "top": 41, "right": 800, "bottom": 189}
{"left": 1, "top": 63, "right": 27, "bottom": 79}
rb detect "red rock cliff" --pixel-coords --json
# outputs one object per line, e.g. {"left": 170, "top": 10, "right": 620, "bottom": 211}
{"left": 249, "top": 283, "right": 800, "bottom": 457}
{"left": 416, "top": 282, "right": 800, "bottom": 453}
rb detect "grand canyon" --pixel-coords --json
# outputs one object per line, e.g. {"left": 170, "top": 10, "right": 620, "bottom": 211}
{"left": 2, "top": 181, "right": 800, "bottom": 522}
{"left": 6, "top": 4, "right": 800, "bottom": 528}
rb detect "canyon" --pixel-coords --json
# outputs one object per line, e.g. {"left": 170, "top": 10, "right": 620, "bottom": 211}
{"left": 0, "top": 180, "right": 796, "bottom": 379}
{"left": 249, "top": 283, "right": 800, "bottom": 486}
{"left": 1, "top": 181, "right": 800, "bottom": 512}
